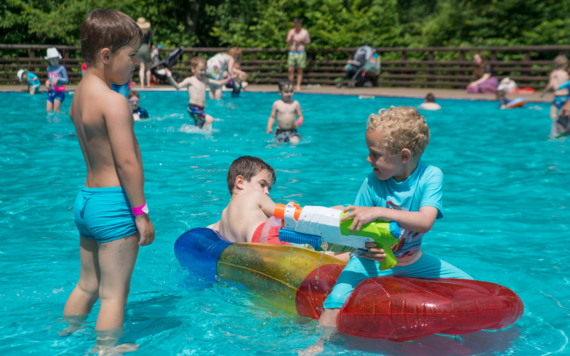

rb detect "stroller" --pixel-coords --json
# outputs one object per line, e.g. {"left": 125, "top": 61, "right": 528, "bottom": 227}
{"left": 336, "top": 45, "right": 381, "bottom": 88}
{"left": 151, "top": 47, "right": 184, "bottom": 83}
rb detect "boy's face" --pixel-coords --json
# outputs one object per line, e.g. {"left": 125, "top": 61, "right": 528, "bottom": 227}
{"left": 238, "top": 170, "right": 274, "bottom": 195}
{"left": 49, "top": 58, "right": 59, "bottom": 66}
{"left": 193, "top": 62, "right": 207, "bottom": 80}
{"left": 279, "top": 85, "right": 294, "bottom": 102}
{"left": 22, "top": 72, "right": 28, "bottom": 82}
{"left": 106, "top": 39, "right": 140, "bottom": 85}
{"left": 128, "top": 97, "right": 140, "bottom": 110}
{"left": 365, "top": 129, "right": 405, "bottom": 181}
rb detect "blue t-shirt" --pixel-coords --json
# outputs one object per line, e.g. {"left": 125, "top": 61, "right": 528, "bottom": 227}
{"left": 47, "top": 64, "right": 68, "bottom": 91}
{"left": 354, "top": 161, "right": 443, "bottom": 261}
{"left": 27, "top": 72, "right": 41, "bottom": 87}
{"left": 133, "top": 107, "right": 149, "bottom": 119}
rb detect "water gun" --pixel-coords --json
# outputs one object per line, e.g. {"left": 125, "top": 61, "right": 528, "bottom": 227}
{"left": 274, "top": 203, "right": 401, "bottom": 270}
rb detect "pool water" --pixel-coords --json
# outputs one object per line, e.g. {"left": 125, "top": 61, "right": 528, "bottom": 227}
{"left": 1, "top": 90, "right": 569, "bottom": 356}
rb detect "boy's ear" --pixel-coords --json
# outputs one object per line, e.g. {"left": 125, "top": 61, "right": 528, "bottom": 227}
{"left": 99, "top": 48, "right": 112, "bottom": 65}
{"left": 400, "top": 148, "right": 412, "bottom": 164}
{"left": 235, "top": 175, "right": 245, "bottom": 190}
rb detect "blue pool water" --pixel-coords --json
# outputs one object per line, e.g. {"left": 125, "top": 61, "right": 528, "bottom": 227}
{"left": 1, "top": 90, "right": 569, "bottom": 355}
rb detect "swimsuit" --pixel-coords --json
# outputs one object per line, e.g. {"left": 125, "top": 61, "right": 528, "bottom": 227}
{"left": 553, "top": 96, "right": 569, "bottom": 109}
{"left": 275, "top": 128, "right": 301, "bottom": 143}
{"left": 287, "top": 51, "right": 307, "bottom": 69}
{"left": 133, "top": 107, "right": 149, "bottom": 119}
{"left": 26, "top": 72, "right": 41, "bottom": 90}
{"left": 187, "top": 104, "right": 207, "bottom": 128}
{"left": 73, "top": 187, "right": 138, "bottom": 243}
{"left": 207, "top": 54, "right": 230, "bottom": 80}
{"left": 47, "top": 64, "right": 68, "bottom": 103}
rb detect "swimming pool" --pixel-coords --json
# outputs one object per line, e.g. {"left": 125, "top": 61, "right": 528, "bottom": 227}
{"left": 0, "top": 90, "right": 568, "bottom": 355}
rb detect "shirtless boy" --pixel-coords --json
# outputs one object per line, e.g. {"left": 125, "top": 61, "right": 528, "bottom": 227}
{"left": 165, "top": 56, "right": 228, "bottom": 130}
{"left": 541, "top": 55, "right": 570, "bottom": 119}
{"left": 209, "top": 156, "right": 282, "bottom": 244}
{"left": 286, "top": 18, "right": 311, "bottom": 91}
{"left": 418, "top": 93, "right": 441, "bottom": 111}
{"left": 266, "top": 79, "right": 304, "bottom": 144}
{"left": 62, "top": 9, "right": 155, "bottom": 353}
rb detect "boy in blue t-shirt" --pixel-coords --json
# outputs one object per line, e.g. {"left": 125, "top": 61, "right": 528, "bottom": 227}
{"left": 319, "top": 106, "right": 472, "bottom": 329}
{"left": 17, "top": 69, "right": 41, "bottom": 94}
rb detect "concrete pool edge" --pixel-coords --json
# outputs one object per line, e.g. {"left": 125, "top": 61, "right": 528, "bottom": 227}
{"left": 0, "top": 84, "right": 552, "bottom": 103}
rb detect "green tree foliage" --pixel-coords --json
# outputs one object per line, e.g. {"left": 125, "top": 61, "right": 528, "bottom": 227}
{"left": 2, "top": 0, "right": 570, "bottom": 49}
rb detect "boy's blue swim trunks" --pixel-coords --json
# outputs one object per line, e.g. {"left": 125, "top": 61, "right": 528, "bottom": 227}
{"left": 47, "top": 90, "right": 65, "bottom": 104}
{"left": 553, "top": 96, "right": 569, "bottom": 109}
{"left": 187, "top": 104, "right": 206, "bottom": 128}
{"left": 73, "top": 187, "right": 138, "bottom": 243}
{"left": 323, "top": 252, "right": 473, "bottom": 309}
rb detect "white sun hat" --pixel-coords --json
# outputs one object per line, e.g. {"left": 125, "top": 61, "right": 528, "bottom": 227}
{"left": 45, "top": 47, "right": 62, "bottom": 60}
{"left": 17, "top": 69, "right": 27, "bottom": 82}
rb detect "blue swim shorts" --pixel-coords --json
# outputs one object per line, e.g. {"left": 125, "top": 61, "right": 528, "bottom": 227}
{"left": 47, "top": 90, "right": 65, "bottom": 104}
{"left": 187, "top": 104, "right": 206, "bottom": 128}
{"left": 553, "top": 96, "right": 569, "bottom": 109}
{"left": 323, "top": 252, "right": 473, "bottom": 309}
{"left": 73, "top": 187, "right": 138, "bottom": 243}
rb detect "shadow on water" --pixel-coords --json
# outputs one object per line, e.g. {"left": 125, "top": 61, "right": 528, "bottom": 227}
{"left": 333, "top": 326, "right": 520, "bottom": 356}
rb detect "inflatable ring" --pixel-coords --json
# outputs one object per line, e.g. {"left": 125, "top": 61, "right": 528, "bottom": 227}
{"left": 506, "top": 97, "right": 526, "bottom": 108}
{"left": 175, "top": 228, "right": 524, "bottom": 342}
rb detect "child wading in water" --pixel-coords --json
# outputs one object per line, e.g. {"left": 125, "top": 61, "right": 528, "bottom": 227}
{"left": 45, "top": 47, "right": 69, "bottom": 112}
{"left": 541, "top": 55, "right": 570, "bottom": 119}
{"left": 17, "top": 69, "right": 41, "bottom": 94}
{"left": 62, "top": 9, "right": 155, "bottom": 353}
{"left": 165, "top": 56, "right": 228, "bottom": 130}
{"left": 266, "top": 79, "right": 304, "bottom": 144}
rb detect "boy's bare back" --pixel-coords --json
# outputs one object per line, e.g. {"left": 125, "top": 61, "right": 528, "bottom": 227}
{"left": 272, "top": 99, "right": 301, "bottom": 130}
{"left": 213, "top": 190, "right": 274, "bottom": 243}
{"left": 70, "top": 75, "right": 140, "bottom": 188}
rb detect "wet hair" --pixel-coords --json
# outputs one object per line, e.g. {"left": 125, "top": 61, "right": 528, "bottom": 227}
{"left": 294, "top": 18, "right": 302, "bottom": 24}
{"left": 426, "top": 93, "right": 435, "bottom": 103}
{"left": 473, "top": 53, "right": 487, "bottom": 79}
{"left": 227, "top": 156, "right": 276, "bottom": 194}
{"left": 278, "top": 78, "right": 293, "bottom": 91}
{"left": 191, "top": 56, "right": 207, "bottom": 68}
{"left": 367, "top": 106, "right": 430, "bottom": 157}
{"left": 496, "top": 89, "right": 506, "bottom": 99}
{"left": 554, "top": 55, "right": 568, "bottom": 69}
{"left": 81, "top": 9, "right": 143, "bottom": 64}
{"left": 128, "top": 90, "right": 139, "bottom": 99}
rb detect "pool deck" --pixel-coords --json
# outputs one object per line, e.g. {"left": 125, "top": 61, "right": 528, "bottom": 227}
{"left": 1, "top": 84, "right": 552, "bottom": 103}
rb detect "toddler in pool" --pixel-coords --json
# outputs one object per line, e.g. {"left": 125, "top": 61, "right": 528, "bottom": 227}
{"left": 17, "top": 69, "right": 41, "bottom": 94}
{"left": 165, "top": 56, "right": 228, "bottom": 130}
{"left": 62, "top": 9, "right": 155, "bottom": 353}
{"left": 45, "top": 47, "right": 69, "bottom": 112}
{"left": 128, "top": 90, "right": 149, "bottom": 120}
{"left": 266, "top": 79, "right": 304, "bottom": 144}
{"left": 317, "top": 106, "right": 472, "bottom": 332}
{"left": 209, "top": 156, "right": 284, "bottom": 244}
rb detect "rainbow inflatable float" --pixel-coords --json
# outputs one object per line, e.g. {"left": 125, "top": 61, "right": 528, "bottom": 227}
{"left": 175, "top": 226, "right": 524, "bottom": 342}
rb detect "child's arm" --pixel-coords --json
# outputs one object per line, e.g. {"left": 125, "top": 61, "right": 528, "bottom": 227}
{"left": 207, "top": 77, "right": 229, "bottom": 86}
{"left": 258, "top": 193, "right": 277, "bottom": 218}
{"left": 165, "top": 68, "right": 192, "bottom": 90}
{"left": 541, "top": 72, "right": 556, "bottom": 97}
{"left": 105, "top": 95, "right": 155, "bottom": 246}
{"left": 58, "top": 66, "right": 69, "bottom": 85}
{"left": 295, "top": 101, "right": 304, "bottom": 127}
{"left": 266, "top": 102, "right": 277, "bottom": 133}
{"left": 341, "top": 205, "right": 439, "bottom": 234}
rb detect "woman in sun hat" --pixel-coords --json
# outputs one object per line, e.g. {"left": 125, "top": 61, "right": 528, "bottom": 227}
{"left": 136, "top": 17, "right": 153, "bottom": 89}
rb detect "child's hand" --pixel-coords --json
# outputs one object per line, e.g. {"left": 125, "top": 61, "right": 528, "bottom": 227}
{"left": 340, "top": 205, "right": 383, "bottom": 233}
{"left": 364, "top": 242, "right": 399, "bottom": 262}
{"left": 45, "top": 80, "right": 51, "bottom": 90}
{"left": 266, "top": 127, "right": 273, "bottom": 134}
{"left": 164, "top": 68, "right": 172, "bottom": 77}
{"left": 52, "top": 77, "right": 58, "bottom": 86}
{"left": 136, "top": 214, "right": 155, "bottom": 246}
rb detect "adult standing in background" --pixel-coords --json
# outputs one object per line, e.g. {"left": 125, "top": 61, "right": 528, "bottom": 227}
{"left": 137, "top": 18, "right": 153, "bottom": 89}
{"left": 286, "top": 18, "right": 311, "bottom": 91}
{"left": 467, "top": 53, "right": 498, "bottom": 94}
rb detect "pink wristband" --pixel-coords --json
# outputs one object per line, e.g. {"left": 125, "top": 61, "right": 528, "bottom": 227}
{"left": 132, "top": 203, "right": 149, "bottom": 216}
{"left": 297, "top": 120, "right": 303, "bottom": 126}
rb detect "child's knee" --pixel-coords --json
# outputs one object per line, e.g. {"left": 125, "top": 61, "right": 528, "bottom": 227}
{"left": 206, "top": 115, "right": 214, "bottom": 124}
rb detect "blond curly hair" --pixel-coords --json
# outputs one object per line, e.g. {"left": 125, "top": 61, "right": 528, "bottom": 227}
{"left": 367, "top": 106, "right": 430, "bottom": 157}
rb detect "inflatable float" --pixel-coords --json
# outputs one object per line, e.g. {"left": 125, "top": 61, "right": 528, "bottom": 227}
{"left": 175, "top": 204, "right": 524, "bottom": 342}
{"left": 506, "top": 97, "right": 526, "bottom": 108}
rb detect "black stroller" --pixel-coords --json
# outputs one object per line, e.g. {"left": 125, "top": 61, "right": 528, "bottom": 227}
{"left": 151, "top": 47, "right": 184, "bottom": 83}
{"left": 336, "top": 45, "right": 381, "bottom": 88}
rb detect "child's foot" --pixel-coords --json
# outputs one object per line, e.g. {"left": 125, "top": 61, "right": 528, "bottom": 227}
{"left": 89, "top": 328, "right": 138, "bottom": 355}
{"left": 296, "top": 86, "right": 302, "bottom": 91}
{"left": 90, "top": 343, "right": 139, "bottom": 355}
